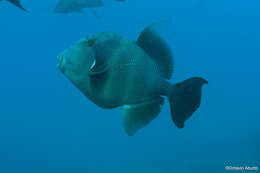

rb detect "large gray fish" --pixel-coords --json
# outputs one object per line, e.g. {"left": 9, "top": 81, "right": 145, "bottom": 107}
{"left": 0, "top": 0, "right": 27, "bottom": 11}
{"left": 54, "top": 0, "right": 104, "bottom": 13}
{"left": 57, "top": 20, "right": 208, "bottom": 136}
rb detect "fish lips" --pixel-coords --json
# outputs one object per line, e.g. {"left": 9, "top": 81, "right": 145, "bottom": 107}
{"left": 57, "top": 55, "right": 66, "bottom": 73}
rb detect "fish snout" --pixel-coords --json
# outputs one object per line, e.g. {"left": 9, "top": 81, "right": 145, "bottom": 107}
{"left": 57, "top": 55, "right": 66, "bottom": 73}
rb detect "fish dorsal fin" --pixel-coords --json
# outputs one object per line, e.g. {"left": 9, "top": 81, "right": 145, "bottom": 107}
{"left": 137, "top": 19, "right": 174, "bottom": 79}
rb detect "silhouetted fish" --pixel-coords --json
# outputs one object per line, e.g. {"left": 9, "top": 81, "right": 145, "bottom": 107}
{"left": 54, "top": 0, "right": 104, "bottom": 13}
{"left": 57, "top": 20, "right": 208, "bottom": 136}
{"left": 0, "top": 0, "right": 27, "bottom": 11}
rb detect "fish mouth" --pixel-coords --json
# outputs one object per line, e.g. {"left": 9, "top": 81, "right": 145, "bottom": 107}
{"left": 57, "top": 55, "right": 66, "bottom": 72}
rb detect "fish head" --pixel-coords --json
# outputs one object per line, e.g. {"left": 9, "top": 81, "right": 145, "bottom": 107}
{"left": 57, "top": 33, "right": 117, "bottom": 86}
{"left": 57, "top": 33, "right": 122, "bottom": 107}
{"left": 57, "top": 37, "right": 97, "bottom": 86}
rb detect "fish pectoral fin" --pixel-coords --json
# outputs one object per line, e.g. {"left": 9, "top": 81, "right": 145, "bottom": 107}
{"left": 88, "top": 59, "right": 109, "bottom": 77}
{"left": 122, "top": 97, "right": 164, "bottom": 136}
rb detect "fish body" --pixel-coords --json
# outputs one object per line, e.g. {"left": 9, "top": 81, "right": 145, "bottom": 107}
{"left": 59, "top": 33, "right": 162, "bottom": 108}
{"left": 54, "top": 0, "right": 104, "bottom": 13}
{"left": 57, "top": 21, "right": 208, "bottom": 136}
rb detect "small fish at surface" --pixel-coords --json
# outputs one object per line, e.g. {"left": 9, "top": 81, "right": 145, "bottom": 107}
{"left": 57, "top": 20, "right": 208, "bottom": 136}
{"left": 54, "top": 0, "right": 104, "bottom": 13}
{"left": 0, "top": 0, "right": 28, "bottom": 11}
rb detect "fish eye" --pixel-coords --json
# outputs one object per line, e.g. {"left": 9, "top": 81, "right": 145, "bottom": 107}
{"left": 87, "top": 39, "right": 95, "bottom": 46}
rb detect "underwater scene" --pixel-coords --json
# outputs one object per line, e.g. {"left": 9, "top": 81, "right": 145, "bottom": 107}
{"left": 0, "top": 0, "right": 259, "bottom": 172}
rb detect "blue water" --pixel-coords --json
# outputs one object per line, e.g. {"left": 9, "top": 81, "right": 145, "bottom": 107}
{"left": 0, "top": 0, "right": 259, "bottom": 172}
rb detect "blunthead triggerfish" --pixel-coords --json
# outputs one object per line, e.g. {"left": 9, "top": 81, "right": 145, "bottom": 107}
{"left": 57, "top": 20, "right": 208, "bottom": 136}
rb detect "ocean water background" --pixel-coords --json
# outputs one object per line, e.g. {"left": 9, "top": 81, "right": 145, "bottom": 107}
{"left": 0, "top": 0, "right": 259, "bottom": 172}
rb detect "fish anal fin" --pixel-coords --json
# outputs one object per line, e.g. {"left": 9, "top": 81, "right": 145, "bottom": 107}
{"left": 122, "top": 97, "right": 164, "bottom": 136}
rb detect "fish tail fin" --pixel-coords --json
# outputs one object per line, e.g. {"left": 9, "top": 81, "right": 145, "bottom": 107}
{"left": 167, "top": 77, "right": 208, "bottom": 128}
